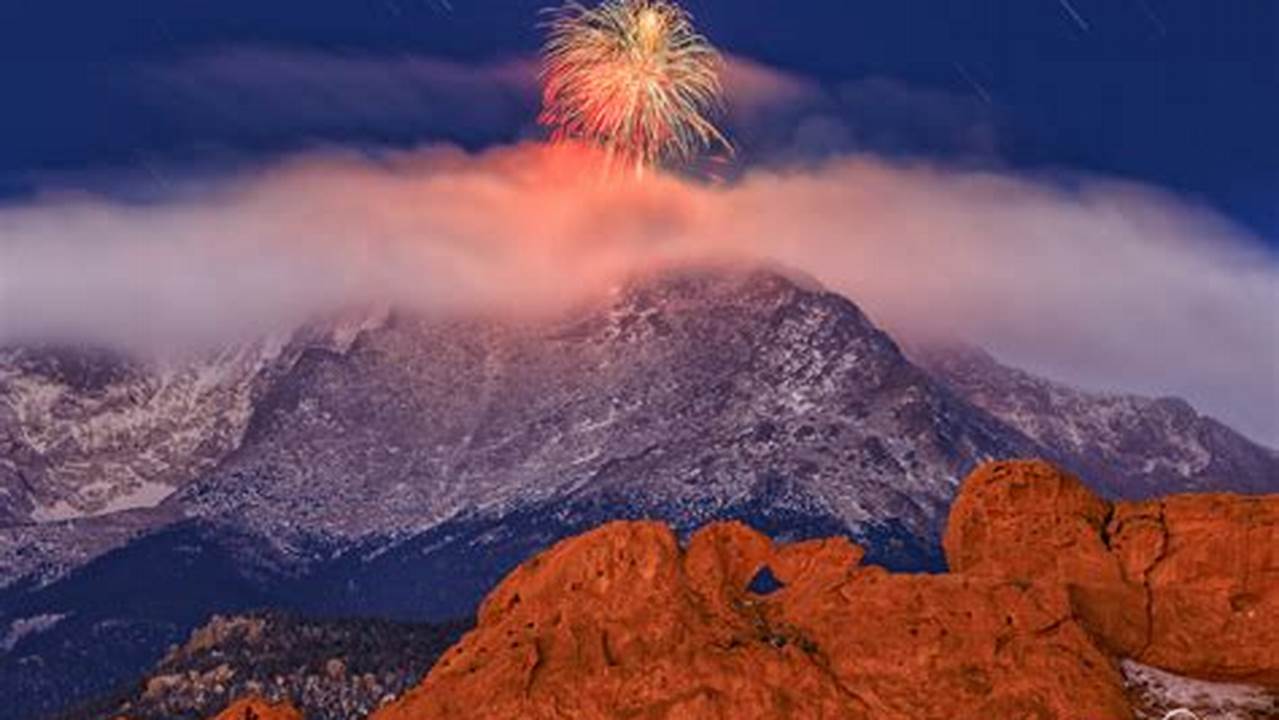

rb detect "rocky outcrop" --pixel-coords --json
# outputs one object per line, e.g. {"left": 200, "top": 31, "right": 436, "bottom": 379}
{"left": 372, "top": 520, "right": 1132, "bottom": 719}
{"left": 365, "top": 459, "right": 1277, "bottom": 720}
{"left": 946, "top": 460, "right": 1279, "bottom": 686}
{"left": 69, "top": 611, "right": 466, "bottom": 720}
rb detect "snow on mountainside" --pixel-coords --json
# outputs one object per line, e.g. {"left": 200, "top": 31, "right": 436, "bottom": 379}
{"left": 0, "top": 342, "right": 288, "bottom": 524}
{"left": 0, "top": 505, "right": 177, "bottom": 591}
{"left": 913, "top": 344, "right": 1279, "bottom": 498}
{"left": 0, "top": 314, "right": 385, "bottom": 527}
{"left": 174, "top": 266, "right": 1038, "bottom": 555}
{"left": 2, "top": 267, "right": 1276, "bottom": 592}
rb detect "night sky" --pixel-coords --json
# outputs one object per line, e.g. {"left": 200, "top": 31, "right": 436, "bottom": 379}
{"left": 0, "top": 0, "right": 1274, "bottom": 242}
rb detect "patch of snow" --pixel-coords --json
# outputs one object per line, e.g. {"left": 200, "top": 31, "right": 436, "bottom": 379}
{"left": 29, "top": 480, "right": 175, "bottom": 522}
{"left": 97, "top": 480, "right": 176, "bottom": 514}
{"left": 1123, "top": 659, "right": 1278, "bottom": 720}
{"left": 1, "top": 613, "right": 68, "bottom": 653}
{"left": 29, "top": 501, "right": 83, "bottom": 523}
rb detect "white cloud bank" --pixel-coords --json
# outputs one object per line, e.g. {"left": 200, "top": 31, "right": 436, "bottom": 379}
{"left": 1, "top": 142, "right": 1275, "bottom": 444}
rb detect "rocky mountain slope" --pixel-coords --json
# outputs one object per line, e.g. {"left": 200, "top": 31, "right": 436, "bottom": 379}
{"left": 2, "top": 266, "right": 1276, "bottom": 719}
{"left": 365, "top": 460, "right": 1278, "bottom": 720}
{"left": 176, "top": 266, "right": 1035, "bottom": 566}
{"left": 0, "top": 342, "right": 290, "bottom": 525}
{"left": 914, "top": 344, "right": 1279, "bottom": 498}
{"left": 0, "top": 317, "right": 375, "bottom": 588}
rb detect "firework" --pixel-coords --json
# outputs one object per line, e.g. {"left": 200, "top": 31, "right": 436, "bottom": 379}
{"left": 540, "top": 0, "right": 731, "bottom": 174}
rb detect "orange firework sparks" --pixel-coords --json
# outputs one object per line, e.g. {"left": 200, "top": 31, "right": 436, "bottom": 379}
{"left": 539, "top": 0, "right": 731, "bottom": 174}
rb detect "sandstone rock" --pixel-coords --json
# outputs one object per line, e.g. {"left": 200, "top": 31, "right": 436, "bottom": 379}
{"left": 205, "top": 460, "right": 1275, "bottom": 719}
{"left": 765, "top": 564, "right": 1130, "bottom": 718}
{"left": 374, "top": 521, "right": 869, "bottom": 719}
{"left": 945, "top": 460, "right": 1279, "bottom": 686}
{"left": 210, "top": 697, "right": 302, "bottom": 720}
{"left": 944, "top": 460, "right": 1149, "bottom": 655}
{"left": 374, "top": 519, "right": 1132, "bottom": 720}
{"left": 208, "top": 461, "right": 1277, "bottom": 719}
{"left": 1136, "top": 493, "right": 1279, "bottom": 684}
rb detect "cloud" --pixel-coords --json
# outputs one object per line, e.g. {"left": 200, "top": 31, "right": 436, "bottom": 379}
{"left": 0, "top": 47, "right": 1002, "bottom": 212}
{"left": 133, "top": 48, "right": 542, "bottom": 147}
{"left": 720, "top": 57, "right": 1002, "bottom": 166}
{"left": 114, "top": 48, "right": 996, "bottom": 172}
{"left": 1, "top": 142, "right": 1276, "bottom": 445}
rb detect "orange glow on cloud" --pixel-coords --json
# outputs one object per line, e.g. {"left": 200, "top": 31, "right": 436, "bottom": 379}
{"left": 0, "top": 142, "right": 1275, "bottom": 443}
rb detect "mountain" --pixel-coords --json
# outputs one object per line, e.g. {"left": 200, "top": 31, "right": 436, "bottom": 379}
{"left": 2, "top": 265, "right": 1275, "bottom": 719}
{"left": 914, "top": 344, "right": 1279, "bottom": 498}
{"left": 0, "top": 317, "right": 377, "bottom": 588}
{"left": 175, "top": 266, "right": 1037, "bottom": 564}
{"left": 0, "top": 342, "right": 287, "bottom": 525}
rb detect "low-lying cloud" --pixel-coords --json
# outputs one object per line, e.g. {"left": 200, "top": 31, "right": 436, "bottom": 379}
{"left": 2, "top": 142, "right": 1275, "bottom": 444}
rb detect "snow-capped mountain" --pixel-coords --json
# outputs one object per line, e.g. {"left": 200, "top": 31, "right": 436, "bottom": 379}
{"left": 0, "top": 343, "right": 286, "bottom": 524}
{"left": 1, "top": 265, "right": 1275, "bottom": 719}
{"left": 913, "top": 344, "right": 1279, "bottom": 498}
{"left": 0, "top": 316, "right": 379, "bottom": 588}
{"left": 176, "top": 266, "right": 1037, "bottom": 555}
{"left": 2, "top": 264, "right": 1275, "bottom": 595}
{"left": 0, "top": 313, "right": 385, "bottom": 527}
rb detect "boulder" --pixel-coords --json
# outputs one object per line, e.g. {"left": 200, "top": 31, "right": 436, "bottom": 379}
{"left": 945, "top": 460, "right": 1279, "bottom": 686}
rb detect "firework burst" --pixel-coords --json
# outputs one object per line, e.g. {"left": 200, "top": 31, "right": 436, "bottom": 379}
{"left": 540, "top": 0, "right": 731, "bottom": 174}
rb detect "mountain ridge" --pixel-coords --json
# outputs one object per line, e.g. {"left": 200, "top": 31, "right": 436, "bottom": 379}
{"left": 914, "top": 343, "right": 1279, "bottom": 497}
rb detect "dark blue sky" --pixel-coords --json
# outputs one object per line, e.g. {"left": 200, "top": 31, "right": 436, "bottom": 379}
{"left": 1, "top": 0, "right": 1274, "bottom": 241}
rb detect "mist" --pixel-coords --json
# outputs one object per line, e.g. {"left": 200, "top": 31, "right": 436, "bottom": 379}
{"left": 1, "top": 142, "right": 1275, "bottom": 445}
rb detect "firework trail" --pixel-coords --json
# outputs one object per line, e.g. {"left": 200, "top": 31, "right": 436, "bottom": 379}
{"left": 540, "top": 0, "right": 731, "bottom": 174}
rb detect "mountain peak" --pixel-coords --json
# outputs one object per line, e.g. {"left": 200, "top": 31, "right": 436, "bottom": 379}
{"left": 177, "top": 260, "right": 1014, "bottom": 553}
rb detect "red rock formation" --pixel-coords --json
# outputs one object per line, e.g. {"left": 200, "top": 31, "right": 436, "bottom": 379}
{"left": 210, "top": 697, "right": 303, "bottom": 720}
{"left": 944, "top": 460, "right": 1151, "bottom": 655}
{"left": 215, "top": 460, "right": 1275, "bottom": 719}
{"left": 945, "top": 460, "right": 1279, "bottom": 686}
{"left": 374, "top": 518, "right": 1132, "bottom": 719}
{"left": 373, "top": 522, "right": 869, "bottom": 719}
